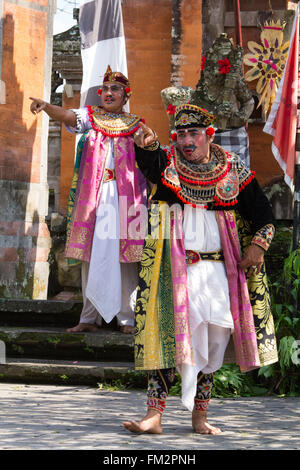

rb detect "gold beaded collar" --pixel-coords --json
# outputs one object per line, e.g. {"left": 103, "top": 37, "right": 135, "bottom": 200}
{"left": 161, "top": 144, "right": 255, "bottom": 208}
{"left": 87, "top": 105, "right": 142, "bottom": 137}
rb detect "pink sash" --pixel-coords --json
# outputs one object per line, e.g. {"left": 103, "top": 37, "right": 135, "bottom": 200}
{"left": 65, "top": 130, "right": 106, "bottom": 262}
{"left": 168, "top": 206, "right": 260, "bottom": 370}
{"left": 115, "top": 137, "right": 147, "bottom": 262}
{"left": 65, "top": 131, "right": 147, "bottom": 263}
{"left": 169, "top": 207, "right": 260, "bottom": 371}
{"left": 216, "top": 211, "right": 260, "bottom": 371}
{"left": 170, "top": 206, "right": 194, "bottom": 366}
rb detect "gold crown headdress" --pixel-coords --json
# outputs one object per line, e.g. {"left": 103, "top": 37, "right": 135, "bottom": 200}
{"left": 98, "top": 65, "right": 132, "bottom": 97}
{"left": 174, "top": 104, "right": 215, "bottom": 129}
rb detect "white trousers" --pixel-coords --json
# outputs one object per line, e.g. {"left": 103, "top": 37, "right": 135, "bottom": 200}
{"left": 180, "top": 206, "right": 234, "bottom": 411}
{"left": 178, "top": 323, "right": 231, "bottom": 411}
{"left": 80, "top": 261, "right": 137, "bottom": 327}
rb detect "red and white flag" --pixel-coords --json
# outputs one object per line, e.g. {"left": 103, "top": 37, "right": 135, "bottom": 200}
{"left": 263, "top": 5, "right": 300, "bottom": 192}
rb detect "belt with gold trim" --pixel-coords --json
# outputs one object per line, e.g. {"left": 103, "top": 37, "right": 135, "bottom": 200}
{"left": 186, "top": 249, "right": 224, "bottom": 265}
{"left": 103, "top": 168, "right": 116, "bottom": 183}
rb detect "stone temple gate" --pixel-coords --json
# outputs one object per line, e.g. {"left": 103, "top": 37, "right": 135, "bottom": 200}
{"left": 0, "top": 0, "right": 296, "bottom": 303}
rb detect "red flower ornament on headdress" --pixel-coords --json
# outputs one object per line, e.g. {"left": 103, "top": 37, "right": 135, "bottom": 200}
{"left": 218, "top": 58, "right": 232, "bottom": 74}
{"left": 205, "top": 126, "right": 215, "bottom": 136}
{"left": 170, "top": 131, "right": 177, "bottom": 141}
{"left": 166, "top": 104, "right": 176, "bottom": 115}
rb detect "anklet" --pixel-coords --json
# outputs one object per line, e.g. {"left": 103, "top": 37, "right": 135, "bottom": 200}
{"left": 194, "top": 398, "right": 210, "bottom": 412}
{"left": 147, "top": 397, "right": 166, "bottom": 414}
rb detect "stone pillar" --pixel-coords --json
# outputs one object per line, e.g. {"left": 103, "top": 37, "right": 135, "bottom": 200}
{"left": 48, "top": 119, "right": 61, "bottom": 213}
{"left": 171, "top": 0, "right": 203, "bottom": 89}
{"left": 201, "top": 0, "right": 226, "bottom": 52}
{"left": 59, "top": 86, "right": 81, "bottom": 215}
{"left": 0, "top": 0, "right": 6, "bottom": 104}
{"left": 0, "top": 0, "right": 55, "bottom": 299}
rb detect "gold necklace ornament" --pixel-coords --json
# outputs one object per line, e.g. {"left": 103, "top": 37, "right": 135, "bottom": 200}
{"left": 161, "top": 144, "right": 255, "bottom": 208}
{"left": 87, "top": 105, "right": 143, "bottom": 137}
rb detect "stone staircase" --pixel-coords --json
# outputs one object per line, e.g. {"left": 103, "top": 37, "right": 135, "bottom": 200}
{"left": 0, "top": 299, "right": 141, "bottom": 387}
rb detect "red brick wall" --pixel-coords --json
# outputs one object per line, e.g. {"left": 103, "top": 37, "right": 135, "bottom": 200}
{"left": 180, "top": 0, "right": 203, "bottom": 89}
{"left": 122, "top": 0, "right": 172, "bottom": 145}
{"left": 122, "top": 0, "right": 203, "bottom": 145}
{"left": 0, "top": 1, "right": 48, "bottom": 184}
{"left": 0, "top": 1, "right": 53, "bottom": 299}
{"left": 248, "top": 124, "right": 283, "bottom": 187}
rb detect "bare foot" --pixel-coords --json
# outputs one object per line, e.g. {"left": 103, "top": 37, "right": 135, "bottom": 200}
{"left": 192, "top": 410, "right": 222, "bottom": 435}
{"left": 123, "top": 409, "right": 162, "bottom": 434}
{"left": 66, "top": 323, "right": 100, "bottom": 333}
{"left": 120, "top": 325, "right": 135, "bottom": 334}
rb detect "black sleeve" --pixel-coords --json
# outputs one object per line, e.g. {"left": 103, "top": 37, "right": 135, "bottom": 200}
{"left": 134, "top": 144, "right": 168, "bottom": 184}
{"left": 237, "top": 178, "right": 275, "bottom": 234}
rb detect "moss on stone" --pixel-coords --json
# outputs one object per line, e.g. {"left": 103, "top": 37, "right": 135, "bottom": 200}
{"left": 14, "top": 249, "right": 34, "bottom": 299}
{"left": 0, "top": 285, "right": 8, "bottom": 298}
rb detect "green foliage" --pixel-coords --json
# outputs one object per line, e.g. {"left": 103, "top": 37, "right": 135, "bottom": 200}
{"left": 278, "top": 336, "right": 298, "bottom": 373}
{"left": 97, "top": 371, "right": 148, "bottom": 392}
{"left": 60, "top": 374, "right": 69, "bottom": 381}
{"left": 98, "top": 379, "right": 127, "bottom": 392}
{"left": 212, "top": 365, "right": 267, "bottom": 398}
{"left": 258, "top": 247, "right": 300, "bottom": 396}
{"left": 169, "top": 365, "right": 268, "bottom": 398}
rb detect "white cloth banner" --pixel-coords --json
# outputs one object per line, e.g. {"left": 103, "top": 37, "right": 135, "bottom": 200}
{"left": 79, "top": 0, "right": 129, "bottom": 108}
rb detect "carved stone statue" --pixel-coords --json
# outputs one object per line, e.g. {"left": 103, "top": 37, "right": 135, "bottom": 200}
{"left": 190, "top": 33, "right": 254, "bottom": 131}
{"left": 161, "top": 86, "right": 194, "bottom": 131}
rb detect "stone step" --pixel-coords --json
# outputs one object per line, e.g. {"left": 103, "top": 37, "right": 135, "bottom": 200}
{"left": 0, "top": 358, "right": 143, "bottom": 386}
{"left": 0, "top": 298, "right": 83, "bottom": 327}
{"left": 0, "top": 326, "right": 134, "bottom": 362}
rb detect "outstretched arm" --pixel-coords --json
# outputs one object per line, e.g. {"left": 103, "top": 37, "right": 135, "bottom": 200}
{"left": 29, "top": 97, "right": 77, "bottom": 127}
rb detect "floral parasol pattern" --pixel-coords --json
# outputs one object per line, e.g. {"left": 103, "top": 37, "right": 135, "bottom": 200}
{"left": 244, "top": 19, "right": 289, "bottom": 115}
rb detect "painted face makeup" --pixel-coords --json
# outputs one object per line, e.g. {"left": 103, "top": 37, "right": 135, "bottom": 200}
{"left": 176, "top": 128, "right": 211, "bottom": 164}
{"left": 102, "top": 83, "right": 126, "bottom": 113}
{"left": 182, "top": 145, "right": 196, "bottom": 154}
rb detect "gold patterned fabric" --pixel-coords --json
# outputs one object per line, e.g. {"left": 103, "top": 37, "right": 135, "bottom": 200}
{"left": 135, "top": 203, "right": 177, "bottom": 370}
{"left": 252, "top": 224, "right": 275, "bottom": 251}
{"left": 66, "top": 131, "right": 89, "bottom": 266}
{"left": 234, "top": 211, "right": 278, "bottom": 366}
